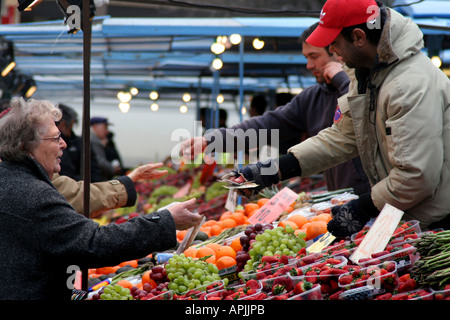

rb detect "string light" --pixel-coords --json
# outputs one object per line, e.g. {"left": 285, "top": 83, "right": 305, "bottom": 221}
{"left": 130, "top": 87, "right": 139, "bottom": 96}
{"left": 180, "top": 105, "right": 188, "bottom": 113}
{"left": 212, "top": 58, "right": 223, "bottom": 70}
{"left": 252, "top": 38, "right": 265, "bottom": 50}
{"left": 182, "top": 93, "right": 191, "bottom": 102}
{"left": 149, "top": 91, "right": 159, "bottom": 100}
{"left": 119, "top": 102, "right": 130, "bottom": 113}
{"left": 230, "top": 34, "right": 242, "bottom": 45}
{"left": 150, "top": 103, "right": 159, "bottom": 111}
{"left": 117, "top": 91, "right": 132, "bottom": 103}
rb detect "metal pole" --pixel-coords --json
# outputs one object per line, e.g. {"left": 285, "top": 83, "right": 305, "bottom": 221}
{"left": 81, "top": 0, "right": 92, "bottom": 293}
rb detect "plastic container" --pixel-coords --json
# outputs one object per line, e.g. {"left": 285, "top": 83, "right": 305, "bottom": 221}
{"left": 358, "top": 246, "right": 419, "bottom": 272}
{"left": 338, "top": 285, "right": 374, "bottom": 300}
{"left": 148, "top": 290, "right": 174, "bottom": 300}
{"left": 176, "top": 280, "right": 226, "bottom": 300}
{"left": 432, "top": 287, "right": 450, "bottom": 300}
{"left": 287, "top": 284, "right": 323, "bottom": 300}
{"left": 203, "top": 281, "right": 262, "bottom": 300}
{"left": 351, "top": 220, "right": 421, "bottom": 246}
{"left": 338, "top": 261, "right": 398, "bottom": 295}
{"left": 239, "top": 258, "right": 299, "bottom": 282}
{"left": 298, "top": 255, "right": 348, "bottom": 273}
{"left": 259, "top": 274, "right": 299, "bottom": 298}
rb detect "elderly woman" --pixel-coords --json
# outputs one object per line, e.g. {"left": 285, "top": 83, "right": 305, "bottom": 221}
{"left": 0, "top": 98, "right": 202, "bottom": 300}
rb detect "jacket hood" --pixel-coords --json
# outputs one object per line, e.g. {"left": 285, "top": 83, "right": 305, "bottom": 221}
{"left": 378, "top": 8, "right": 424, "bottom": 65}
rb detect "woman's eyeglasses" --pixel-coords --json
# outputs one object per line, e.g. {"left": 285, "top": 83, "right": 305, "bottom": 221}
{"left": 41, "top": 132, "right": 62, "bottom": 143}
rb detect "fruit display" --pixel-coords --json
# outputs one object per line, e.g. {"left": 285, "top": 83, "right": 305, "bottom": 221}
{"left": 164, "top": 253, "right": 222, "bottom": 295}
{"left": 83, "top": 163, "right": 450, "bottom": 301}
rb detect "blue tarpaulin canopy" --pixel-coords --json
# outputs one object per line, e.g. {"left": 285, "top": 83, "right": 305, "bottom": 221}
{"left": 0, "top": 2, "right": 449, "bottom": 101}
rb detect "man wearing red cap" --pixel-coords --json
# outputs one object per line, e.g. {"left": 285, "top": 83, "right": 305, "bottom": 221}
{"left": 225, "top": 0, "right": 450, "bottom": 236}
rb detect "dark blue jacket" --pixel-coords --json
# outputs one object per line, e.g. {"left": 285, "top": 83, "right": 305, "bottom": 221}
{"left": 0, "top": 157, "right": 176, "bottom": 300}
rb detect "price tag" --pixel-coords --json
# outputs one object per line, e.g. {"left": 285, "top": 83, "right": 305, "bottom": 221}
{"left": 247, "top": 187, "right": 298, "bottom": 225}
{"left": 307, "top": 232, "right": 336, "bottom": 253}
{"left": 350, "top": 203, "right": 404, "bottom": 264}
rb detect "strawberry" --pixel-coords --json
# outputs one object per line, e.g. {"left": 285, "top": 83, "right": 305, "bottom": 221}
{"left": 375, "top": 293, "right": 392, "bottom": 300}
{"left": 245, "top": 279, "right": 260, "bottom": 290}
{"left": 325, "top": 258, "right": 343, "bottom": 265}
{"left": 293, "top": 280, "right": 313, "bottom": 294}
{"left": 339, "top": 274, "right": 353, "bottom": 286}
{"left": 392, "top": 292, "right": 408, "bottom": 300}
{"left": 328, "top": 290, "right": 344, "bottom": 300}
{"left": 398, "top": 279, "right": 417, "bottom": 293}
{"left": 273, "top": 277, "right": 293, "bottom": 292}
{"left": 371, "top": 250, "right": 390, "bottom": 258}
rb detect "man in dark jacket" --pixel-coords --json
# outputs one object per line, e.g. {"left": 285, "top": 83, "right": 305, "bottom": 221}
{"left": 182, "top": 23, "right": 370, "bottom": 195}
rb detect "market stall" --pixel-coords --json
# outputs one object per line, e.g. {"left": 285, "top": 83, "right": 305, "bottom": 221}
{"left": 72, "top": 161, "right": 449, "bottom": 301}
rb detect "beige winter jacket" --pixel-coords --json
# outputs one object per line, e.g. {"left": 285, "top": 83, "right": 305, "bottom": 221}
{"left": 289, "top": 8, "right": 450, "bottom": 228}
{"left": 52, "top": 173, "right": 134, "bottom": 217}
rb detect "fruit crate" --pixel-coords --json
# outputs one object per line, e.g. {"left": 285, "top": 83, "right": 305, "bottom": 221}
{"left": 298, "top": 255, "right": 347, "bottom": 273}
{"left": 338, "top": 261, "right": 399, "bottom": 296}
{"left": 432, "top": 286, "right": 450, "bottom": 300}
{"left": 358, "top": 245, "right": 419, "bottom": 273}
{"left": 287, "top": 283, "right": 322, "bottom": 300}
{"left": 239, "top": 258, "right": 300, "bottom": 282}
{"left": 148, "top": 290, "right": 174, "bottom": 300}
{"left": 351, "top": 220, "right": 421, "bottom": 246}
{"left": 203, "top": 280, "right": 262, "bottom": 300}
{"left": 176, "top": 280, "right": 227, "bottom": 300}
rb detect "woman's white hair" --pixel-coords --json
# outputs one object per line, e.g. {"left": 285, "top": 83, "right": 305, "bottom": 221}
{"left": 0, "top": 97, "right": 62, "bottom": 162}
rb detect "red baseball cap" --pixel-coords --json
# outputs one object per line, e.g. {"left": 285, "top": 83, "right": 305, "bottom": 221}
{"left": 306, "top": 0, "right": 379, "bottom": 47}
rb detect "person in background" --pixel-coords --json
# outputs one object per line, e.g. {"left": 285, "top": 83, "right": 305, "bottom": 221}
{"left": 249, "top": 94, "right": 267, "bottom": 117}
{"left": 0, "top": 97, "right": 201, "bottom": 300}
{"left": 274, "top": 92, "right": 294, "bottom": 109}
{"left": 182, "top": 22, "right": 370, "bottom": 195}
{"left": 224, "top": 0, "right": 450, "bottom": 236}
{"left": 57, "top": 104, "right": 103, "bottom": 182}
{"left": 90, "top": 116, "right": 123, "bottom": 181}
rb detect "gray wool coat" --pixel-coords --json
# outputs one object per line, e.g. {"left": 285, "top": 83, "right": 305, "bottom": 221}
{"left": 0, "top": 157, "right": 176, "bottom": 300}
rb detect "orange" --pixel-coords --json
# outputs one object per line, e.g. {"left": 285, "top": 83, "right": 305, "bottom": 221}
{"left": 205, "top": 242, "right": 221, "bottom": 254}
{"left": 141, "top": 271, "right": 157, "bottom": 289}
{"left": 183, "top": 246, "right": 198, "bottom": 258}
{"left": 287, "top": 215, "right": 309, "bottom": 229}
{"left": 257, "top": 198, "right": 270, "bottom": 207}
{"left": 200, "top": 226, "right": 212, "bottom": 237}
{"left": 210, "top": 224, "right": 223, "bottom": 236}
{"left": 230, "top": 212, "right": 246, "bottom": 226}
{"left": 96, "top": 266, "right": 119, "bottom": 275}
{"left": 278, "top": 220, "right": 299, "bottom": 230}
{"left": 196, "top": 246, "right": 216, "bottom": 259}
{"left": 247, "top": 209, "right": 259, "bottom": 218}
{"left": 215, "top": 245, "right": 236, "bottom": 260}
{"left": 204, "top": 255, "right": 216, "bottom": 264}
{"left": 177, "top": 230, "right": 188, "bottom": 242}
{"left": 119, "top": 259, "right": 138, "bottom": 268}
{"left": 219, "top": 211, "right": 232, "bottom": 221}
{"left": 218, "top": 218, "right": 237, "bottom": 229}
{"left": 306, "top": 221, "right": 328, "bottom": 240}
{"left": 215, "top": 256, "right": 237, "bottom": 270}
{"left": 203, "top": 220, "right": 217, "bottom": 227}
{"left": 117, "top": 280, "right": 133, "bottom": 290}
{"left": 310, "top": 213, "right": 333, "bottom": 223}
{"left": 244, "top": 203, "right": 260, "bottom": 216}
{"left": 230, "top": 236, "right": 243, "bottom": 253}
{"left": 284, "top": 206, "right": 294, "bottom": 214}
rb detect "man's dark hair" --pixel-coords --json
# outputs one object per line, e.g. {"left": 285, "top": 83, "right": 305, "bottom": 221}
{"left": 250, "top": 94, "right": 267, "bottom": 115}
{"left": 56, "top": 103, "right": 78, "bottom": 125}
{"left": 299, "top": 22, "right": 332, "bottom": 56}
{"left": 340, "top": 2, "right": 386, "bottom": 46}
